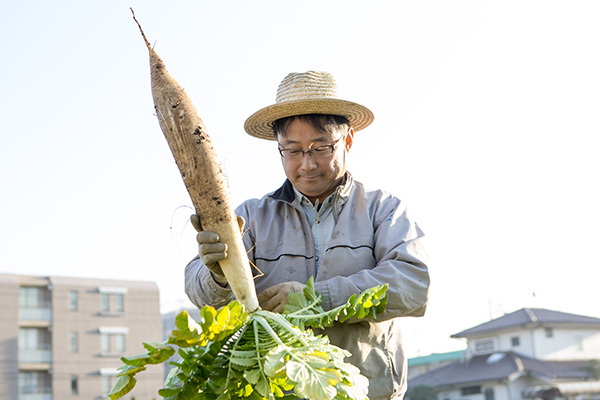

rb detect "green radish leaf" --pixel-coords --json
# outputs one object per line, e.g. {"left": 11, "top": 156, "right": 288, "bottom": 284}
{"left": 107, "top": 280, "right": 384, "bottom": 400}
{"left": 295, "top": 368, "right": 339, "bottom": 400}
{"left": 243, "top": 368, "right": 262, "bottom": 385}
{"left": 106, "top": 341, "right": 176, "bottom": 399}
{"left": 254, "top": 376, "right": 272, "bottom": 398}
{"left": 106, "top": 373, "right": 138, "bottom": 400}
{"left": 169, "top": 303, "right": 247, "bottom": 348}
{"left": 285, "top": 360, "right": 309, "bottom": 382}
{"left": 283, "top": 277, "right": 388, "bottom": 329}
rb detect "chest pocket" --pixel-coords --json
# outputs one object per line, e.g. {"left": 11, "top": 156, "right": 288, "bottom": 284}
{"left": 318, "top": 244, "right": 377, "bottom": 280}
{"left": 253, "top": 253, "right": 315, "bottom": 295}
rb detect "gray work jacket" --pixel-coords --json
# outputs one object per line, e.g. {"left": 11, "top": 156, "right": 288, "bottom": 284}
{"left": 185, "top": 174, "right": 430, "bottom": 400}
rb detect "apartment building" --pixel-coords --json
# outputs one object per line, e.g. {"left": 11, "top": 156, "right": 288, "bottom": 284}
{"left": 0, "top": 273, "right": 164, "bottom": 400}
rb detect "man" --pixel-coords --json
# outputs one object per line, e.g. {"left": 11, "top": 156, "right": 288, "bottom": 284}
{"left": 185, "top": 71, "right": 430, "bottom": 400}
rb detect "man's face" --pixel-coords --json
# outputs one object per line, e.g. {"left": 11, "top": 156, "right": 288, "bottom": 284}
{"left": 277, "top": 118, "right": 353, "bottom": 203}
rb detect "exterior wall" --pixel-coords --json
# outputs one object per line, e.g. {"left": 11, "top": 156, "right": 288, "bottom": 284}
{"left": 510, "top": 374, "right": 546, "bottom": 400}
{"left": 534, "top": 327, "right": 600, "bottom": 360}
{"left": 49, "top": 276, "right": 164, "bottom": 399}
{"left": 436, "top": 382, "right": 536, "bottom": 400}
{"left": 492, "top": 384, "right": 509, "bottom": 400}
{"left": 436, "top": 383, "right": 508, "bottom": 400}
{"left": 465, "top": 326, "right": 600, "bottom": 361}
{"left": 437, "top": 387, "right": 462, "bottom": 400}
{"left": 465, "top": 335, "right": 500, "bottom": 359}
{"left": 466, "top": 329, "right": 539, "bottom": 359}
{"left": 0, "top": 273, "right": 164, "bottom": 400}
{"left": 498, "top": 330, "right": 534, "bottom": 357}
{"left": 0, "top": 274, "right": 19, "bottom": 399}
{"left": 17, "top": 275, "right": 53, "bottom": 400}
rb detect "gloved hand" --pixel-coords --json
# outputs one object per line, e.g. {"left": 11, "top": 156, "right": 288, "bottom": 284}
{"left": 191, "top": 214, "right": 245, "bottom": 285}
{"left": 258, "top": 281, "right": 305, "bottom": 313}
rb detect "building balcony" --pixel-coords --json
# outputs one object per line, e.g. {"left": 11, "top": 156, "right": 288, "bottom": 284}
{"left": 18, "top": 394, "right": 52, "bottom": 400}
{"left": 19, "top": 349, "right": 52, "bottom": 364}
{"left": 19, "top": 307, "right": 51, "bottom": 321}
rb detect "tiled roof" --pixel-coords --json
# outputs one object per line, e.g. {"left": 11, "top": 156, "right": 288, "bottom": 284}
{"left": 408, "top": 351, "right": 464, "bottom": 367}
{"left": 408, "top": 352, "right": 593, "bottom": 388}
{"left": 452, "top": 308, "right": 600, "bottom": 338}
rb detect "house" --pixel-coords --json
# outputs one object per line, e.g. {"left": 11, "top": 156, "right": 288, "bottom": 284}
{"left": 0, "top": 273, "right": 164, "bottom": 400}
{"left": 408, "top": 308, "right": 600, "bottom": 400}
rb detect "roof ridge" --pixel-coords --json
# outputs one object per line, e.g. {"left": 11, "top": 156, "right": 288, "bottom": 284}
{"left": 510, "top": 352, "right": 525, "bottom": 371}
{"left": 451, "top": 308, "right": 600, "bottom": 338}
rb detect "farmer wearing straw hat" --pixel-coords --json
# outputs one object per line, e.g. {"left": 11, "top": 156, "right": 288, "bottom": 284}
{"left": 186, "top": 71, "right": 430, "bottom": 400}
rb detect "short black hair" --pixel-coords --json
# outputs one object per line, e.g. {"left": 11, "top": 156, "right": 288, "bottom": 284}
{"left": 272, "top": 114, "right": 350, "bottom": 140}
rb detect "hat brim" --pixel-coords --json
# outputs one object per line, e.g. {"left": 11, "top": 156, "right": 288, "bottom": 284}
{"left": 244, "top": 98, "right": 374, "bottom": 140}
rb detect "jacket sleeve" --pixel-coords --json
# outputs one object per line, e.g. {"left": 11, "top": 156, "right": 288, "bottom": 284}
{"left": 313, "top": 197, "right": 430, "bottom": 320}
{"left": 184, "top": 256, "right": 236, "bottom": 309}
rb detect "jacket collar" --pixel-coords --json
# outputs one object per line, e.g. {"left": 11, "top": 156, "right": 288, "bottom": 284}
{"left": 269, "top": 178, "right": 296, "bottom": 203}
{"left": 269, "top": 172, "right": 352, "bottom": 207}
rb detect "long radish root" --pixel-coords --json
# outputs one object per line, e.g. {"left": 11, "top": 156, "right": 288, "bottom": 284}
{"left": 132, "top": 9, "right": 258, "bottom": 312}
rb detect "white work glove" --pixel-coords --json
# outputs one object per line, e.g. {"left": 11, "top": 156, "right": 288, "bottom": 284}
{"left": 190, "top": 214, "right": 245, "bottom": 285}
{"left": 258, "top": 281, "right": 305, "bottom": 313}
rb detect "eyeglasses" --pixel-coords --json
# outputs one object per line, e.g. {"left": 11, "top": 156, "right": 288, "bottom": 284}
{"left": 278, "top": 136, "right": 344, "bottom": 160}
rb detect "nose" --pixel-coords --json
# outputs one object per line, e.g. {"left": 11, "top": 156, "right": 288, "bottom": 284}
{"left": 299, "top": 151, "right": 318, "bottom": 170}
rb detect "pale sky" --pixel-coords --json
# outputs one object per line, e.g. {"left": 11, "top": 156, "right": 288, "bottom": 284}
{"left": 1, "top": 1, "right": 599, "bottom": 358}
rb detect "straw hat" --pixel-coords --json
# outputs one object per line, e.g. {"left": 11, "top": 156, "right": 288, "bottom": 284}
{"left": 244, "top": 71, "right": 374, "bottom": 140}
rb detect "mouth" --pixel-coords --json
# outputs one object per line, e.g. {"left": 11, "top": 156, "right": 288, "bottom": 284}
{"left": 299, "top": 174, "right": 321, "bottom": 181}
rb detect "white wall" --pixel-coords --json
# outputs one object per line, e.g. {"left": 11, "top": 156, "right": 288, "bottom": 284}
{"left": 465, "top": 326, "right": 600, "bottom": 360}
{"left": 436, "top": 384, "right": 508, "bottom": 400}
{"left": 497, "top": 330, "right": 534, "bottom": 358}
{"left": 538, "top": 328, "right": 600, "bottom": 360}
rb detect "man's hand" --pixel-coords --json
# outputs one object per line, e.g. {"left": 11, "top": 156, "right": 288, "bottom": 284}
{"left": 191, "top": 214, "right": 245, "bottom": 285}
{"left": 258, "top": 281, "right": 305, "bottom": 313}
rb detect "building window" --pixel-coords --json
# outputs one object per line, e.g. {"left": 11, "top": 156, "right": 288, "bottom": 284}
{"left": 70, "top": 332, "right": 79, "bottom": 353}
{"left": 101, "top": 334, "right": 111, "bottom": 353}
{"left": 115, "top": 293, "right": 124, "bottom": 312}
{"left": 461, "top": 386, "right": 482, "bottom": 395}
{"left": 71, "top": 375, "right": 79, "bottom": 395}
{"left": 101, "top": 293, "right": 110, "bottom": 312}
{"left": 70, "top": 290, "right": 78, "bottom": 311}
{"left": 19, "top": 286, "right": 51, "bottom": 308}
{"left": 19, "top": 327, "right": 51, "bottom": 350}
{"left": 99, "top": 287, "right": 127, "bottom": 314}
{"left": 545, "top": 327, "right": 554, "bottom": 338}
{"left": 115, "top": 333, "right": 125, "bottom": 352}
{"left": 18, "top": 371, "right": 51, "bottom": 394}
{"left": 475, "top": 339, "right": 494, "bottom": 352}
{"left": 100, "top": 327, "right": 128, "bottom": 354}
{"left": 511, "top": 336, "right": 520, "bottom": 347}
{"left": 484, "top": 388, "right": 495, "bottom": 400}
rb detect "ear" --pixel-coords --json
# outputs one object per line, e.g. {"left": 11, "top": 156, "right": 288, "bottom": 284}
{"left": 344, "top": 127, "right": 355, "bottom": 151}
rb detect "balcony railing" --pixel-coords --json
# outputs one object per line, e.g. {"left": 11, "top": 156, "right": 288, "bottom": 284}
{"left": 18, "top": 393, "right": 52, "bottom": 400}
{"left": 19, "top": 349, "right": 52, "bottom": 364}
{"left": 19, "top": 307, "right": 52, "bottom": 321}
{"left": 19, "top": 384, "right": 52, "bottom": 400}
